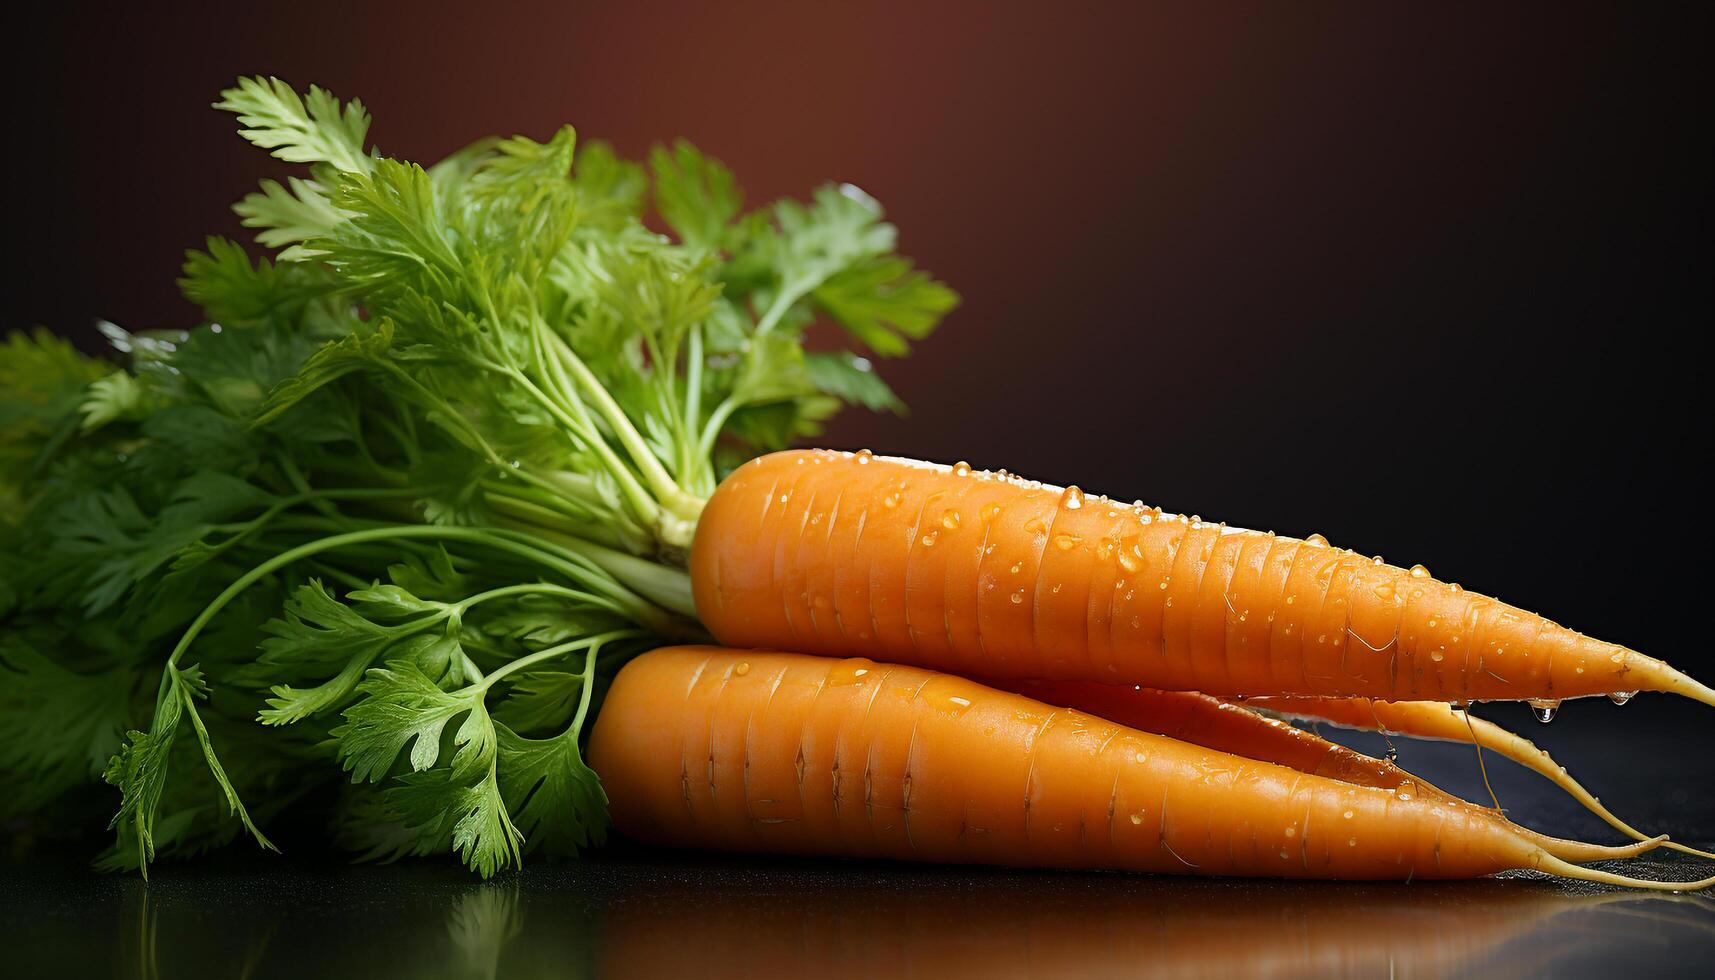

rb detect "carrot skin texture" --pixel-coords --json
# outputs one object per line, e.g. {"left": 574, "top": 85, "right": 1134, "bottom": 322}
{"left": 590, "top": 647, "right": 1554, "bottom": 881}
{"left": 693, "top": 450, "right": 1713, "bottom": 704}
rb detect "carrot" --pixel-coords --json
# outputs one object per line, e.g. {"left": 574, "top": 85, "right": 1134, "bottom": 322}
{"left": 691, "top": 450, "right": 1715, "bottom": 705}
{"left": 1245, "top": 695, "right": 1715, "bottom": 860}
{"left": 587, "top": 646, "right": 1712, "bottom": 888}
{"left": 999, "top": 679, "right": 1666, "bottom": 865}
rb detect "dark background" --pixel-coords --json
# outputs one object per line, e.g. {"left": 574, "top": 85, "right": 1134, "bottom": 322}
{"left": 5, "top": 3, "right": 1713, "bottom": 973}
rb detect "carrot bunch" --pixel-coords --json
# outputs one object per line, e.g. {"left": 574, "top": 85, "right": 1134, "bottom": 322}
{"left": 12, "top": 78, "right": 1708, "bottom": 888}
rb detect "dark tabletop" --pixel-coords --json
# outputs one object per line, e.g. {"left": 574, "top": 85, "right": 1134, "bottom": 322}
{"left": 5, "top": 700, "right": 1712, "bottom": 980}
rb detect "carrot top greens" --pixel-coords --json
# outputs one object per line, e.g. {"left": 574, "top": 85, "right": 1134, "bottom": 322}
{"left": 0, "top": 77, "right": 954, "bottom": 876}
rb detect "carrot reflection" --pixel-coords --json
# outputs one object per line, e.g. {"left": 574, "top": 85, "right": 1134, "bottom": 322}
{"left": 587, "top": 870, "right": 1713, "bottom": 980}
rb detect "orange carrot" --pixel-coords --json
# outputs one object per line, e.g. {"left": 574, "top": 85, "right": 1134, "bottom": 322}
{"left": 587, "top": 646, "right": 1711, "bottom": 888}
{"left": 1000, "top": 680, "right": 1664, "bottom": 865}
{"left": 691, "top": 450, "right": 1715, "bottom": 705}
{"left": 1245, "top": 695, "right": 1715, "bottom": 860}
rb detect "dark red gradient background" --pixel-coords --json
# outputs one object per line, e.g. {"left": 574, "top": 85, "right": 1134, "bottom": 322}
{"left": 7, "top": 3, "right": 1708, "bottom": 677}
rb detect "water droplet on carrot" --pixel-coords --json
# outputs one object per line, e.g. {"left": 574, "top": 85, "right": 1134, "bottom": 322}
{"left": 1024, "top": 517, "right": 1048, "bottom": 535}
{"left": 941, "top": 510, "right": 961, "bottom": 530}
{"left": 883, "top": 492, "right": 900, "bottom": 508}
{"left": 734, "top": 662, "right": 751, "bottom": 677}
{"left": 1527, "top": 699, "right": 1560, "bottom": 723}
{"left": 980, "top": 503, "right": 1002, "bottom": 524}
{"left": 1342, "top": 810, "right": 1354, "bottom": 820}
{"left": 1373, "top": 584, "right": 1395, "bottom": 600}
{"left": 1009, "top": 562, "right": 1022, "bottom": 574}
{"left": 1448, "top": 582, "right": 1463, "bottom": 592}
{"left": 1608, "top": 690, "right": 1637, "bottom": 706}
{"left": 1010, "top": 590, "right": 1025, "bottom": 605}
{"left": 854, "top": 449, "right": 872, "bottom": 464}
{"left": 1053, "top": 533, "right": 1082, "bottom": 551}
{"left": 1284, "top": 826, "right": 1297, "bottom": 837}
{"left": 1430, "top": 650, "right": 1445, "bottom": 662}
{"left": 920, "top": 531, "right": 939, "bottom": 547}
{"left": 1130, "top": 814, "right": 1144, "bottom": 825}
{"left": 1117, "top": 545, "right": 1142, "bottom": 574}
{"left": 951, "top": 460, "right": 972, "bottom": 477}
{"left": 1409, "top": 564, "right": 1430, "bottom": 578}
{"left": 1306, "top": 533, "right": 1329, "bottom": 547}
{"left": 1060, "top": 486, "right": 1085, "bottom": 510}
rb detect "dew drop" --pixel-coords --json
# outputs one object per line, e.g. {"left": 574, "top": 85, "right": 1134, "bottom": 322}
{"left": 1010, "top": 591, "right": 1025, "bottom": 605}
{"left": 1283, "top": 826, "right": 1297, "bottom": 838}
{"left": 1342, "top": 810, "right": 1354, "bottom": 820}
{"left": 883, "top": 493, "right": 900, "bottom": 509}
{"left": 1608, "top": 690, "right": 1637, "bottom": 706}
{"left": 1430, "top": 650, "right": 1445, "bottom": 662}
{"left": 1117, "top": 545, "right": 1142, "bottom": 574}
{"left": 1373, "top": 584, "right": 1395, "bottom": 600}
{"left": 941, "top": 510, "right": 961, "bottom": 530}
{"left": 919, "top": 531, "right": 939, "bottom": 547}
{"left": 1009, "top": 562, "right": 1023, "bottom": 574}
{"left": 1527, "top": 698, "right": 1561, "bottom": 723}
{"left": 734, "top": 662, "right": 751, "bottom": 677}
{"left": 1060, "top": 486, "right": 1085, "bottom": 510}
{"left": 1306, "top": 533, "right": 1329, "bottom": 547}
{"left": 1348, "top": 837, "right": 1358, "bottom": 847}
{"left": 1053, "top": 533, "right": 1082, "bottom": 551}
{"left": 1024, "top": 517, "right": 1048, "bottom": 535}
{"left": 1279, "top": 848, "right": 1291, "bottom": 860}
{"left": 854, "top": 449, "right": 873, "bottom": 464}
{"left": 981, "top": 503, "right": 1002, "bottom": 524}
{"left": 1130, "top": 814, "right": 1144, "bottom": 825}
{"left": 951, "top": 460, "right": 972, "bottom": 477}
{"left": 1409, "top": 564, "right": 1430, "bottom": 578}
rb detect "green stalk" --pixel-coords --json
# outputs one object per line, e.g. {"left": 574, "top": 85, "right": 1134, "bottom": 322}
{"left": 544, "top": 329, "right": 705, "bottom": 524}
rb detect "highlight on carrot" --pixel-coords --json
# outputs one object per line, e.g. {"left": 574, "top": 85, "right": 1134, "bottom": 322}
{"left": 1245, "top": 695, "right": 1715, "bottom": 861}
{"left": 692, "top": 450, "right": 1715, "bottom": 709}
{"left": 588, "top": 646, "right": 1714, "bottom": 890}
